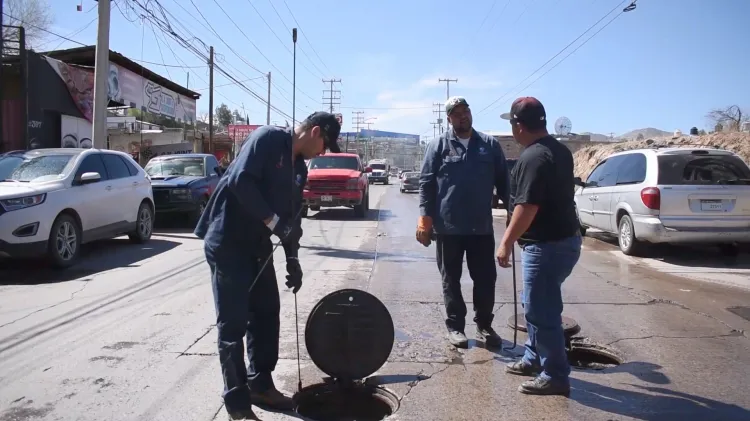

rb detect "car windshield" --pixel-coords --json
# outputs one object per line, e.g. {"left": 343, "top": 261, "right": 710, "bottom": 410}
{"left": 657, "top": 154, "right": 750, "bottom": 185}
{"left": 308, "top": 156, "right": 359, "bottom": 170}
{"left": 1, "top": 153, "right": 77, "bottom": 182}
{"left": 145, "top": 158, "right": 205, "bottom": 177}
{"left": 404, "top": 172, "right": 419, "bottom": 178}
{"left": 0, "top": 156, "right": 24, "bottom": 180}
{"left": 370, "top": 164, "right": 386, "bottom": 170}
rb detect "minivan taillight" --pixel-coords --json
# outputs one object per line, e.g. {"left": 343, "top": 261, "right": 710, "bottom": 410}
{"left": 640, "top": 187, "right": 660, "bottom": 210}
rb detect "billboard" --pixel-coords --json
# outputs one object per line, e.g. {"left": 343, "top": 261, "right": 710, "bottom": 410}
{"left": 228, "top": 124, "right": 262, "bottom": 145}
{"left": 44, "top": 56, "right": 197, "bottom": 125}
{"left": 358, "top": 129, "right": 420, "bottom": 141}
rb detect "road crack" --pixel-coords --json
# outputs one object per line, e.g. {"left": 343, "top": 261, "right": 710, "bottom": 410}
{"left": 177, "top": 325, "right": 216, "bottom": 357}
{"left": 606, "top": 330, "right": 744, "bottom": 346}
{"left": 398, "top": 363, "right": 451, "bottom": 403}
{"left": 0, "top": 280, "right": 92, "bottom": 330}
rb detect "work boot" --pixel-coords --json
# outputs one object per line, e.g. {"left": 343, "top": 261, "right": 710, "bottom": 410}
{"left": 226, "top": 408, "right": 258, "bottom": 420}
{"left": 447, "top": 330, "right": 469, "bottom": 348}
{"left": 476, "top": 326, "right": 502, "bottom": 348}
{"left": 251, "top": 386, "right": 295, "bottom": 411}
{"left": 518, "top": 375, "right": 570, "bottom": 397}
{"left": 505, "top": 360, "right": 541, "bottom": 377}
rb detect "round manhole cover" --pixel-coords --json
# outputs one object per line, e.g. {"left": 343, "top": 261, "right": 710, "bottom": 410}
{"left": 305, "top": 289, "right": 394, "bottom": 381}
{"left": 506, "top": 313, "right": 581, "bottom": 338}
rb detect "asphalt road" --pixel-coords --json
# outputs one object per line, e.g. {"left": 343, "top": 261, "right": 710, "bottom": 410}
{"left": 1, "top": 181, "right": 749, "bottom": 421}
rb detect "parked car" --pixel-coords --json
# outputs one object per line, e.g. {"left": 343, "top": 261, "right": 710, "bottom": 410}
{"left": 0, "top": 150, "right": 26, "bottom": 180}
{"left": 574, "top": 147, "right": 750, "bottom": 256}
{"left": 145, "top": 154, "right": 223, "bottom": 225}
{"left": 400, "top": 171, "right": 420, "bottom": 193}
{"left": 0, "top": 148, "right": 154, "bottom": 268}
{"left": 303, "top": 153, "right": 371, "bottom": 217}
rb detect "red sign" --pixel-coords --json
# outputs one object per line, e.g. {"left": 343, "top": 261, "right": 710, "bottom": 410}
{"left": 228, "top": 124, "right": 262, "bottom": 144}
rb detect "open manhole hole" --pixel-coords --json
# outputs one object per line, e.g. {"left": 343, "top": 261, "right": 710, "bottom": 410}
{"left": 294, "top": 289, "right": 399, "bottom": 420}
{"left": 567, "top": 338, "right": 623, "bottom": 370}
{"left": 507, "top": 313, "right": 582, "bottom": 338}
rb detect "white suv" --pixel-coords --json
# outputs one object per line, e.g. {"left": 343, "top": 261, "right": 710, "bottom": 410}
{"left": 0, "top": 148, "right": 155, "bottom": 268}
{"left": 574, "top": 147, "right": 750, "bottom": 256}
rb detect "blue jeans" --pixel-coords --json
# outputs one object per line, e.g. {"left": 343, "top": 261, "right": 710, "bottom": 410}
{"left": 520, "top": 235, "right": 582, "bottom": 382}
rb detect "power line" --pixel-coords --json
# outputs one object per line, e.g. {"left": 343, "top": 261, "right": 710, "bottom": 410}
{"left": 494, "top": 4, "right": 633, "bottom": 109}
{"left": 338, "top": 105, "right": 433, "bottom": 110}
{"left": 478, "top": 0, "right": 632, "bottom": 115}
{"left": 2, "top": 13, "right": 86, "bottom": 46}
{"left": 281, "top": 0, "right": 332, "bottom": 76}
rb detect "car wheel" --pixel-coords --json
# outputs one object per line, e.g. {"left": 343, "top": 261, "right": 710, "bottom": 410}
{"left": 47, "top": 213, "right": 82, "bottom": 269}
{"left": 618, "top": 214, "right": 643, "bottom": 256}
{"left": 189, "top": 196, "right": 208, "bottom": 226}
{"left": 128, "top": 202, "right": 154, "bottom": 244}
{"left": 301, "top": 205, "right": 309, "bottom": 218}
{"left": 354, "top": 193, "right": 368, "bottom": 218}
{"left": 580, "top": 225, "right": 588, "bottom": 236}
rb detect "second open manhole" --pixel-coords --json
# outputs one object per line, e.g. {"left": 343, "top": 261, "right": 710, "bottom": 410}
{"left": 295, "top": 382, "right": 399, "bottom": 421}
{"left": 567, "top": 338, "right": 623, "bottom": 370}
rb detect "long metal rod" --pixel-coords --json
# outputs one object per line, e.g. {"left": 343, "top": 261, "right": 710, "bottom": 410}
{"left": 291, "top": 27, "right": 302, "bottom": 394}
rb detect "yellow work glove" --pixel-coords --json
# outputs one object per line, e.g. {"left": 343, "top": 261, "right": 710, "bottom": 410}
{"left": 416, "top": 216, "right": 433, "bottom": 247}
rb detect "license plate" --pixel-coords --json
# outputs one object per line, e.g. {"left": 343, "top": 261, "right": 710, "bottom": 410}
{"left": 700, "top": 200, "right": 723, "bottom": 211}
{"left": 321, "top": 195, "right": 333, "bottom": 202}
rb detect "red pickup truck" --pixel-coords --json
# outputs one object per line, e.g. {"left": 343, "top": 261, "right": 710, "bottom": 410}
{"left": 302, "top": 153, "right": 372, "bottom": 218}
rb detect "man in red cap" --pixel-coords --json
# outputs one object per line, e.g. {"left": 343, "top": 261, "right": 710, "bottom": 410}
{"left": 497, "top": 97, "right": 582, "bottom": 397}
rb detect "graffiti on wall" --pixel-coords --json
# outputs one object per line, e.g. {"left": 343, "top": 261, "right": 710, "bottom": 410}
{"left": 61, "top": 115, "right": 93, "bottom": 148}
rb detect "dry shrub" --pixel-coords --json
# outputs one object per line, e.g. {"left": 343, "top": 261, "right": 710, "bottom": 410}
{"left": 573, "top": 132, "right": 750, "bottom": 178}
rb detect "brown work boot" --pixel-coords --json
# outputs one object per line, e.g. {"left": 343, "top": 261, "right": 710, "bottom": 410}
{"left": 251, "top": 386, "right": 295, "bottom": 411}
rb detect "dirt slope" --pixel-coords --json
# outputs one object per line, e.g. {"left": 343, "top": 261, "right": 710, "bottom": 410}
{"left": 573, "top": 132, "right": 750, "bottom": 178}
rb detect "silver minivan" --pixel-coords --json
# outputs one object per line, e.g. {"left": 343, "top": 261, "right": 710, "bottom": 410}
{"left": 574, "top": 147, "right": 750, "bottom": 256}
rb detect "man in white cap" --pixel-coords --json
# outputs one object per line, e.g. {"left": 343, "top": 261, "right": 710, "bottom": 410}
{"left": 417, "top": 96, "right": 511, "bottom": 348}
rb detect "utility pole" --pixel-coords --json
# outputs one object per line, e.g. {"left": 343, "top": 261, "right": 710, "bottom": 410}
{"left": 322, "top": 78, "right": 341, "bottom": 113}
{"left": 439, "top": 78, "right": 457, "bottom": 133}
{"left": 92, "top": 0, "right": 111, "bottom": 149}
{"left": 431, "top": 121, "right": 440, "bottom": 139}
{"left": 433, "top": 103, "right": 445, "bottom": 135}
{"left": 352, "top": 110, "right": 365, "bottom": 160}
{"left": 208, "top": 46, "right": 214, "bottom": 153}
{"left": 266, "top": 72, "right": 271, "bottom": 125}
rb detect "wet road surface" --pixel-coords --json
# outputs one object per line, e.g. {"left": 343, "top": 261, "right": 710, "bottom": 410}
{"left": 1, "top": 182, "right": 749, "bottom": 420}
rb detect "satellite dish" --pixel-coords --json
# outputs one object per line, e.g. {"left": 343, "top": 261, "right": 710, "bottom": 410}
{"left": 555, "top": 117, "right": 572, "bottom": 136}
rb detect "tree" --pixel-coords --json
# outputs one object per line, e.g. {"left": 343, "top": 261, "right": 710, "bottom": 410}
{"left": 2, "top": 0, "right": 54, "bottom": 51}
{"left": 215, "top": 103, "right": 232, "bottom": 127}
{"left": 232, "top": 109, "right": 243, "bottom": 124}
{"left": 706, "top": 105, "right": 748, "bottom": 132}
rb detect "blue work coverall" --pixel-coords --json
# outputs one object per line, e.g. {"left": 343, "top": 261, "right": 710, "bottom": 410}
{"left": 419, "top": 129, "right": 510, "bottom": 331}
{"left": 194, "top": 125, "right": 307, "bottom": 412}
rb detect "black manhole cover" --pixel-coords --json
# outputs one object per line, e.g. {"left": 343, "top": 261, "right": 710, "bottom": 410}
{"left": 297, "top": 289, "right": 399, "bottom": 420}
{"left": 727, "top": 306, "right": 750, "bottom": 321}
{"left": 567, "top": 338, "right": 622, "bottom": 370}
{"left": 507, "top": 313, "right": 581, "bottom": 338}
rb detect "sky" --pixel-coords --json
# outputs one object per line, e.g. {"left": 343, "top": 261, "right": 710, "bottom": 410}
{"left": 35, "top": 0, "right": 750, "bottom": 139}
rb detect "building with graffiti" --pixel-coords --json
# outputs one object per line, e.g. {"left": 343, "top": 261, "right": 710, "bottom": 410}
{"left": 0, "top": 45, "right": 200, "bottom": 153}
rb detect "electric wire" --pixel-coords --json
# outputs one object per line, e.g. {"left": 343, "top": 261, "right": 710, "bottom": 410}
{"left": 477, "top": 0, "right": 631, "bottom": 114}
{"left": 281, "top": 0, "right": 332, "bottom": 76}
{"left": 239, "top": 0, "right": 327, "bottom": 79}
{"left": 494, "top": 5, "right": 630, "bottom": 112}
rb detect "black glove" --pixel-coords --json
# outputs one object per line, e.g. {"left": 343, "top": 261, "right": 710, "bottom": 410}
{"left": 271, "top": 217, "right": 301, "bottom": 244}
{"left": 285, "top": 258, "right": 302, "bottom": 293}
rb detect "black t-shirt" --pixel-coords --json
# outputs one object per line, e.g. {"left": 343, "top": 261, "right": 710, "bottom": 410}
{"left": 509, "top": 135, "right": 579, "bottom": 245}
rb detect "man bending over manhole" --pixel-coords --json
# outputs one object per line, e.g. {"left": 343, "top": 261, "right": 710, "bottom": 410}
{"left": 416, "top": 96, "right": 510, "bottom": 349}
{"left": 496, "top": 97, "right": 582, "bottom": 396}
